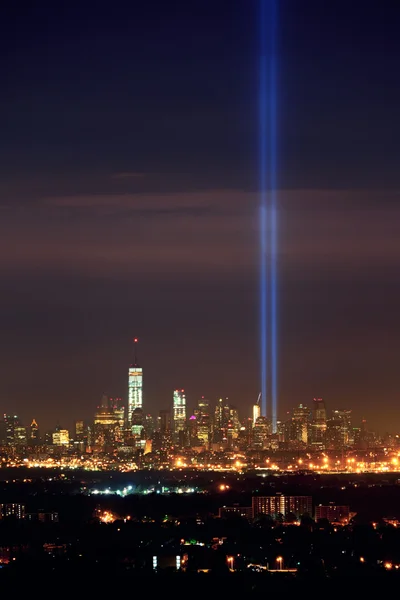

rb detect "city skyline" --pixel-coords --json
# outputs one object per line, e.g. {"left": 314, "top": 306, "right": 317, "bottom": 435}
{"left": 0, "top": 330, "right": 397, "bottom": 433}
{"left": 0, "top": 357, "right": 393, "bottom": 439}
{"left": 1, "top": 1, "right": 399, "bottom": 432}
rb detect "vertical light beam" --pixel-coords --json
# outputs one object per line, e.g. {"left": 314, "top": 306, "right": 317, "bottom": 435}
{"left": 269, "top": 0, "right": 278, "bottom": 434}
{"left": 259, "top": 0, "right": 278, "bottom": 431}
{"left": 259, "top": 0, "right": 268, "bottom": 420}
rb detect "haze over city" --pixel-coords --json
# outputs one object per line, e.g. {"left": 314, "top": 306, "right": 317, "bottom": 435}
{"left": 1, "top": 0, "right": 399, "bottom": 433}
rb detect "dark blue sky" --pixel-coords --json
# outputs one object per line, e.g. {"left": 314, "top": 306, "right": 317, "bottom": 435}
{"left": 0, "top": 0, "right": 399, "bottom": 431}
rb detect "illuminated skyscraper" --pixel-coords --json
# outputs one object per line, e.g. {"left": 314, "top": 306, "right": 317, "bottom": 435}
{"left": 311, "top": 398, "right": 327, "bottom": 448}
{"left": 253, "top": 403, "right": 261, "bottom": 426}
{"left": 52, "top": 429, "right": 69, "bottom": 446}
{"left": 326, "top": 409, "right": 352, "bottom": 450}
{"left": 29, "top": 419, "right": 39, "bottom": 442}
{"left": 291, "top": 404, "right": 310, "bottom": 445}
{"left": 4, "top": 414, "right": 20, "bottom": 446}
{"left": 128, "top": 338, "right": 143, "bottom": 425}
{"left": 213, "top": 397, "right": 230, "bottom": 443}
{"left": 74, "top": 420, "right": 84, "bottom": 441}
{"left": 93, "top": 394, "right": 119, "bottom": 451}
{"left": 194, "top": 397, "right": 211, "bottom": 446}
{"left": 252, "top": 416, "right": 271, "bottom": 449}
{"left": 173, "top": 389, "right": 186, "bottom": 439}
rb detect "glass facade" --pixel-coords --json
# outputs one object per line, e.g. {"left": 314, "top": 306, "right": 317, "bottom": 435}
{"left": 128, "top": 367, "right": 143, "bottom": 424}
{"left": 173, "top": 389, "right": 186, "bottom": 435}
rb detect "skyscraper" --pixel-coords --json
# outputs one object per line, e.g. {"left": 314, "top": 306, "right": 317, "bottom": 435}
{"left": 128, "top": 338, "right": 143, "bottom": 425}
{"left": 213, "top": 398, "right": 230, "bottom": 443}
{"left": 194, "top": 397, "right": 211, "bottom": 447}
{"left": 291, "top": 404, "right": 310, "bottom": 445}
{"left": 173, "top": 389, "right": 186, "bottom": 440}
{"left": 253, "top": 403, "right": 261, "bottom": 426}
{"left": 311, "top": 398, "right": 327, "bottom": 448}
{"left": 93, "top": 394, "right": 119, "bottom": 452}
{"left": 326, "top": 410, "right": 352, "bottom": 450}
{"left": 4, "top": 415, "right": 22, "bottom": 447}
{"left": 29, "top": 419, "right": 40, "bottom": 442}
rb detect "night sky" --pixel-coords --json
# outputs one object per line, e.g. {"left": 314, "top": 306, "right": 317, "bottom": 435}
{"left": 0, "top": 1, "right": 399, "bottom": 433}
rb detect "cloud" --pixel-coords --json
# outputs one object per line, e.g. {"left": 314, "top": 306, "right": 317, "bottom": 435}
{"left": 0, "top": 189, "right": 398, "bottom": 279}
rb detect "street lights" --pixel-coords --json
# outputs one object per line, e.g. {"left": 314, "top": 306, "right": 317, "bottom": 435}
{"left": 227, "top": 556, "right": 234, "bottom": 571}
{"left": 276, "top": 556, "right": 283, "bottom": 570}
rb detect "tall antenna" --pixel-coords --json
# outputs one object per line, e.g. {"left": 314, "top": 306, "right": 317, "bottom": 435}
{"left": 133, "top": 337, "right": 138, "bottom": 366}
{"left": 257, "top": 392, "right": 261, "bottom": 406}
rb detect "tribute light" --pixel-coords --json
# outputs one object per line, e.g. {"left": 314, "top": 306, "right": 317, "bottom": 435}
{"left": 259, "top": 0, "right": 278, "bottom": 431}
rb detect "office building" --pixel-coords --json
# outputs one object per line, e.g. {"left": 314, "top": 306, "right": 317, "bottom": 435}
{"left": 74, "top": 420, "right": 85, "bottom": 441}
{"left": 29, "top": 419, "right": 40, "bottom": 442}
{"left": 173, "top": 389, "right": 186, "bottom": 441}
{"left": 194, "top": 397, "right": 211, "bottom": 446}
{"left": 3, "top": 414, "right": 22, "bottom": 446}
{"left": 252, "top": 416, "right": 270, "bottom": 449}
{"left": 213, "top": 398, "right": 230, "bottom": 443}
{"left": 14, "top": 426, "right": 27, "bottom": 445}
{"left": 291, "top": 404, "right": 310, "bottom": 445}
{"left": 128, "top": 338, "right": 143, "bottom": 425}
{"left": 311, "top": 398, "right": 327, "bottom": 448}
{"left": 253, "top": 403, "right": 261, "bottom": 426}
{"left": 93, "top": 394, "right": 120, "bottom": 450}
{"left": 52, "top": 429, "right": 69, "bottom": 446}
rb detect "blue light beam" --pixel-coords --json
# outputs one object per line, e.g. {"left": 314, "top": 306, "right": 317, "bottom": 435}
{"left": 259, "top": 0, "right": 278, "bottom": 432}
{"left": 259, "top": 2, "right": 268, "bottom": 420}
{"left": 269, "top": 0, "right": 278, "bottom": 435}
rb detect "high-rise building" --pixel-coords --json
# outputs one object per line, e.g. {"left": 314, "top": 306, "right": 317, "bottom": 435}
{"left": 252, "top": 495, "right": 312, "bottom": 519}
{"left": 144, "top": 414, "right": 155, "bottom": 438}
{"left": 110, "top": 398, "right": 125, "bottom": 442}
{"left": 194, "top": 397, "right": 211, "bottom": 447}
{"left": 173, "top": 389, "right": 186, "bottom": 440}
{"left": 52, "top": 429, "right": 69, "bottom": 446}
{"left": 131, "top": 407, "right": 144, "bottom": 440}
{"left": 253, "top": 403, "right": 261, "bottom": 426}
{"left": 159, "top": 410, "right": 171, "bottom": 433}
{"left": 187, "top": 415, "right": 198, "bottom": 447}
{"left": 311, "top": 398, "right": 327, "bottom": 448}
{"left": 3, "top": 415, "right": 21, "bottom": 446}
{"left": 334, "top": 409, "right": 351, "bottom": 447}
{"left": 93, "top": 394, "right": 120, "bottom": 451}
{"left": 213, "top": 398, "right": 230, "bottom": 443}
{"left": 325, "top": 417, "right": 341, "bottom": 450}
{"left": 29, "top": 419, "right": 40, "bottom": 443}
{"left": 290, "top": 404, "right": 310, "bottom": 445}
{"left": 128, "top": 338, "right": 143, "bottom": 425}
{"left": 153, "top": 410, "right": 172, "bottom": 461}
{"left": 14, "top": 426, "right": 27, "bottom": 445}
{"left": 74, "top": 420, "right": 85, "bottom": 441}
{"left": 229, "top": 406, "right": 241, "bottom": 434}
{"left": 252, "top": 416, "right": 271, "bottom": 449}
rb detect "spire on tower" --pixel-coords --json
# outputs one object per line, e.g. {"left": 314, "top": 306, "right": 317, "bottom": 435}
{"left": 133, "top": 337, "right": 138, "bottom": 366}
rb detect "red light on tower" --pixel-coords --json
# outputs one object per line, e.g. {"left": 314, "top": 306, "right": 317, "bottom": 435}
{"left": 134, "top": 338, "right": 138, "bottom": 343}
